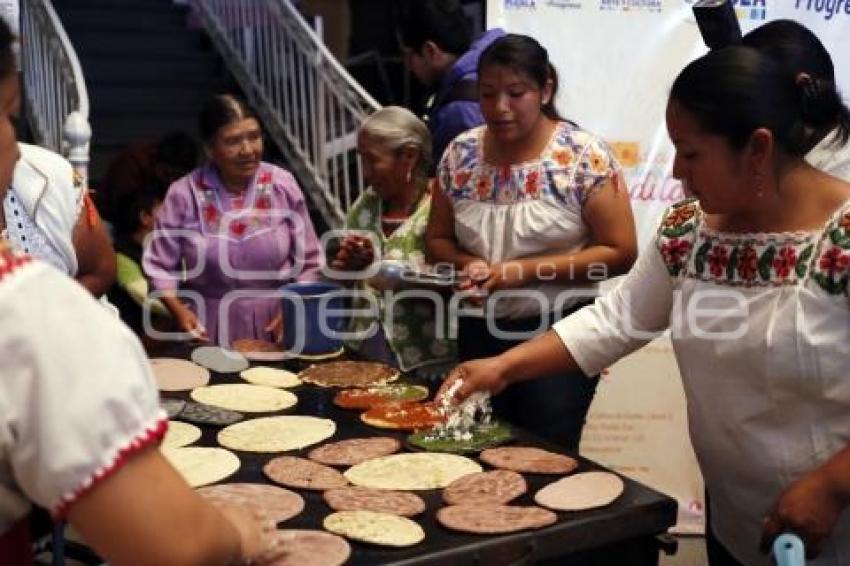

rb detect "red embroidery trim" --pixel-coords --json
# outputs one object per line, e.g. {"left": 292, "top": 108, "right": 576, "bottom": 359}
{"left": 0, "top": 249, "right": 34, "bottom": 282}
{"left": 53, "top": 417, "right": 169, "bottom": 519}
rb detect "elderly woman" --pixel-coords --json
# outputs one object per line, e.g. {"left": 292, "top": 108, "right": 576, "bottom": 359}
{"left": 144, "top": 94, "right": 322, "bottom": 345}
{"left": 332, "top": 106, "right": 456, "bottom": 374}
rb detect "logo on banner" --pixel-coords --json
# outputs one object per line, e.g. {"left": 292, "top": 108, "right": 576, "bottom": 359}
{"left": 599, "top": 0, "right": 662, "bottom": 13}
{"left": 504, "top": 0, "right": 536, "bottom": 8}
{"left": 547, "top": 0, "right": 582, "bottom": 9}
{"left": 795, "top": 0, "right": 850, "bottom": 20}
{"left": 683, "top": 0, "right": 766, "bottom": 21}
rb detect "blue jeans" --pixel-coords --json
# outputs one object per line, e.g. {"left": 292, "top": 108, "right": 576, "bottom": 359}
{"left": 458, "top": 304, "right": 598, "bottom": 452}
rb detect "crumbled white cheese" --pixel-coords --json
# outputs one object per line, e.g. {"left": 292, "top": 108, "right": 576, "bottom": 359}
{"left": 427, "top": 380, "right": 492, "bottom": 441}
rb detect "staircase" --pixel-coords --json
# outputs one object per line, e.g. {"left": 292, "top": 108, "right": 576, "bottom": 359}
{"left": 51, "top": 0, "right": 233, "bottom": 183}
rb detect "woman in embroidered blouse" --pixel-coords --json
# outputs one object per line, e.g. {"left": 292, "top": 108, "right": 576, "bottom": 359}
{"left": 0, "top": 21, "right": 272, "bottom": 565}
{"left": 331, "top": 106, "right": 456, "bottom": 374}
{"left": 145, "top": 95, "right": 322, "bottom": 345}
{"left": 440, "top": 46, "right": 850, "bottom": 564}
{"left": 425, "top": 34, "right": 637, "bottom": 449}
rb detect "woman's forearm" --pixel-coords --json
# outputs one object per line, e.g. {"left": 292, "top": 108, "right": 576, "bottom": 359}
{"left": 425, "top": 237, "right": 481, "bottom": 269}
{"left": 515, "top": 243, "right": 637, "bottom": 285}
{"left": 160, "top": 293, "right": 189, "bottom": 319}
{"left": 500, "top": 330, "right": 583, "bottom": 385}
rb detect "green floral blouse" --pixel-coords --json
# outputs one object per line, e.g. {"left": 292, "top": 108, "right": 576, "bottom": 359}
{"left": 344, "top": 187, "right": 457, "bottom": 371}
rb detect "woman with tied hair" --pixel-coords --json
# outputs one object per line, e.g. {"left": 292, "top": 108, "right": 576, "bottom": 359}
{"left": 426, "top": 34, "right": 637, "bottom": 449}
{"left": 0, "top": 19, "right": 276, "bottom": 565}
{"left": 743, "top": 19, "right": 850, "bottom": 180}
{"left": 145, "top": 94, "right": 322, "bottom": 345}
{"left": 332, "top": 105, "right": 456, "bottom": 376}
{"left": 441, "top": 45, "right": 850, "bottom": 564}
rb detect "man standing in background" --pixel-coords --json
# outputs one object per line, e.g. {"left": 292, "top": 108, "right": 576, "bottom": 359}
{"left": 396, "top": 0, "right": 504, "bottom": 167}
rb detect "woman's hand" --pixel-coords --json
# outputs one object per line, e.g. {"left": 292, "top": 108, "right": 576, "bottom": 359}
{"left": 479, "top": 260, "right": 529, "bottom": 293}
{"left": 760, "top": 467, "right": 848, "bottom": 559}
{"left": 437, "top": 356, "right": 511, "bottom": 404}
{"left": 175, "top": 307, "right": 209, "bottom": 342}
{"left": 216, "top": 504, "right": 282, "bottom": 565}
{"left": 331, "top": 235, "right": 375, "bottom": 272}
{"left": 454, "top": 259, "right": 490, "bottom": 307}
{"left": 264, "top": 313, "right": 283, "bottom": 343}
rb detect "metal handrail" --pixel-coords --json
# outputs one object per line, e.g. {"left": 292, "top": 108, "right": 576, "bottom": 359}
{"left": 20, "top": 0, "right": 91, "bottom": 186}
{"left": 189, "top": 0, "right": 381, "bottom": 228}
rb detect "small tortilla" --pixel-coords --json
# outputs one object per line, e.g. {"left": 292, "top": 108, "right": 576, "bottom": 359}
{"left": 436, "top": 504, "right": 556, "bottom": 534}
{"left": 162, "top": 421, "right": 202, "bottom": 449}
{"left": 265, "top": 530, "right": 351, "bottom": 566}
{"left": 307, "top": 437, "right": 401, "bottom": 467}
{"left": 231, "top": 339, "right": 287, "bottom": 362}
{"left": 190, "top": 384, "right": 297, "bottom": 413}
{"left": 176, "top": 401, "right": 244, "bottom": 427}
{"left": 162, "top": 447, "right": 240, "bottom": 487}
{"left": 299, "top": 361, "right": 399, "bottom": 388}
{"left": 534, "top": 471, "right": 625, "bottom": 511}
{"left": 344, "top": 453, "right": 481, "bottom": 491}
{"left": 240, "top": 366, "right": 301, "bottom": 388}
{"left": 218, "top": 416, "right": 336, "bottom": 453}
{"left": 161, "top": 398, "right": 187, "bottom": 418}
{"left": 323, "top": 510, "right": 425, "bottom": 547}
{"left": 150, "top": 358, "right": 210, "bottom": 391}
{"left": 190, "top": 346, "right": 249, "bottom": 373}
{"left": 197, "top": 483, "right": 305, "bottom": 524}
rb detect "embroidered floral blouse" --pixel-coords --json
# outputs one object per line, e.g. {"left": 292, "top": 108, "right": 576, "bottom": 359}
{"left": 437, "top": 121, "right": 621, "bottom": 319}
{"left": 0, "top": 248, "right": 166, "bottom": 548}
{"left": 343, "top": 187, "right": 456, "bottom": 371}
{"left": 554, "top": 198, "right": 850, "bottom": 565}
{"left": 144, "top": 162, "right": 322, "bottom": 343}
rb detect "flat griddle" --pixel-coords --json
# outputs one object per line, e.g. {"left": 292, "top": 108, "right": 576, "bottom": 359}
{"left": 151, "top": 343, "right": 676, "bottom": 565}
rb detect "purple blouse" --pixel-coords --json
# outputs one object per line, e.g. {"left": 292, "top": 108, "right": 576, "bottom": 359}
{"left": 143, "top": 162, "right": 322, "bottom": 344}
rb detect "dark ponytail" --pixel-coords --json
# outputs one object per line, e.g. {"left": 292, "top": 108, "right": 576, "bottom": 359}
{"left": 478, "top": 34, "right": 564, "bottom": 122}
{"left": 742, "top": 19, "right": 850, "bottom": 148}
{"left": 670, "top": 46, "right": 821, "bottom": 157}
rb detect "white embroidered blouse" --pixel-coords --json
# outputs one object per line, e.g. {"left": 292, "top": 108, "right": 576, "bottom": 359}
{"left": 436, "top": 122, "right": 621, "bottom": 319}
{"left": 554, "top": 198, "right": 850, "bottom": 565}
{"left": 0, "top": 250, "right": 166, "bottom": 537}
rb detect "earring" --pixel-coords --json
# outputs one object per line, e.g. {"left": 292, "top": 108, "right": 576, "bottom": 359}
{"left": 405, "top": 169, "right": 412, "bottom": 184}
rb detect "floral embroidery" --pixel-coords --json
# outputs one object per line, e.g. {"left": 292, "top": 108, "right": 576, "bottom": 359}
{"left": 553, "top": 148, "right": 573, "bottom": 167}
{"left": 736, "top": 245, "right": 759, "bottom": 282}
{"left": 588, "top": 149, "right": 608, "bottom": 174}
{"left": 230, "top": 220, "right": 247, "bottom": 237}
{"left": 256, "top": 195, "right": 271, "bottom": 210}
{"left": 692, "top": 236, "right": 813, "bottom": 286}
{"left": 657, "top": 200, "right": 699, "bottom": 276}
{"left": 706, "top": 245, "right": 729, "bottom": 278}
{"left": 475, "top": 175, "right": 493, "bottom": 200}
{"left": 438, "top": 123, "right": 618, "bottom": 204}
{"left": 524, "top": 171, "right": 540, "bottom": 198}
{"left": 453, "top": 171, "right": 472, "bottom": 189}
{"left": 818, "top": 247, "right": 850, "bottom": 276}
{"left": 193, "top": 165, "right": 277, "bottom": 238}
{"left": 810, "top": 206, "right": 850, "bottom": 295}
{"left": 661, "top": 199, "right": 818, "bottom": 287}
{"left": 659, "top": 238, "right": 692, "bottom": 276}
{"left": 772, "top": 246, "right": 797, "bottom": 280}
{"left": 663, "top": 204, "right": 697, "bottom": 228}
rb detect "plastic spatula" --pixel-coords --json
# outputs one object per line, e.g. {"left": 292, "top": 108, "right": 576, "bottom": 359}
{"left": 773, "top": 533, "right": 805, "bottom": 566}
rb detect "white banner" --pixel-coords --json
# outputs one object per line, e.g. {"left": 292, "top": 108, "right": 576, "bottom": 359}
{"left": 488, "top": 0, "right": 850, "bottom": 533}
